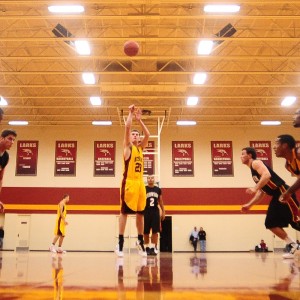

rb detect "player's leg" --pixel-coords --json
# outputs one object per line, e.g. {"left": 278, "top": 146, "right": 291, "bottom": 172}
{"left": 266, "top": 196, "right": 299, "bottom": 258}
{"left": 135, "top": 182, "right": 146, "bottom": 255}
{"left": 144, "top": 211, "right": 151, "bottom": 255}
{"left": 149, "top": 209, "right": 160, "bottom": 255}
{"left": 116, "top": 213, "right": 127, "bottom": 257}
{"left": 57, "top": 236, "right": 66, "bottom": 253}
{"left": 50, "top": 235, "right": 59, "bottom": 252}
{"left": 136, "top": 212, "right": 146, "bottom": 255}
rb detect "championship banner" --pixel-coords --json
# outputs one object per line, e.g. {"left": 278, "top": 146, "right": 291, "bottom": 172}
{"left": 250, "top": 141, "right": 272, "bottom": 168}
{"left": 211, "top": 141, "right": 234, "bottom": 176}
{"left": 94, "top": 141, "right": 116, "bottom": 176}
{"left": 172, "top": 141, "right": 194, "bottom": 176}
{"left": 55, "top": 141, "right": 77, "bottom": 176}
{"left": 16, "top": 140, "right": 39, "bottom": 176}
{"left": 143, "top": 140, "right": 155, "bottom": 176}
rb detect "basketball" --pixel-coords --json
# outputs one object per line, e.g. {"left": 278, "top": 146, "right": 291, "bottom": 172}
{"left": 124, "top": 41, "right": 139, "bottom": 56}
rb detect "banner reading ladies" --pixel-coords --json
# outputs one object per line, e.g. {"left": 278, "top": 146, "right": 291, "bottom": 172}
{"left": 55, "top": 141, "right": 77, "bottom": 176}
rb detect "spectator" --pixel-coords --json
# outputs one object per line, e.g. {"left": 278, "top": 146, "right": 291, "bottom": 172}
{"left": 0, "top": 226, "right": 4, "bottom": 249}
{"left": 255, "top": 239, "right": 268, "bottom": 252}
{"left": 189, "top": 227, "right": 198, "bottom": 252}
{"left": 198, "top": 227, "right": 207, "bottom": 252}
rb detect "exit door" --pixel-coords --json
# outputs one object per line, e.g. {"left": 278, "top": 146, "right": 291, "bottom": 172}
{"left": 16, "top": 215, "right": 31, "bottom": 251}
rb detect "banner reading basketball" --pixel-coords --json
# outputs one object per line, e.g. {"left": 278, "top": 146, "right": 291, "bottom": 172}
{"left": 211, "top": 141, "right": 234, "bottom": 176}
{"left": 16, "top": 140, "right": 39, "bottom": 176}
{"left": 55, "top": 141, "right": 77, "bottom": 176}
{"left": 143, "top": 141, "right": 155, "bottom": 176}
{"left": 172, "top": 141, "right": 194, "bottom": 176}
{"left": 94, "top": 141, "right": 116, "bottom": 176}
{"left": 250, "top": 141, "right": 272, "bottom": 168}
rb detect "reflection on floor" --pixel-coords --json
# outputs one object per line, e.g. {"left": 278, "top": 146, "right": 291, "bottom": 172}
{"left": 0, "top": 250, "right": 299, "bottom": 299}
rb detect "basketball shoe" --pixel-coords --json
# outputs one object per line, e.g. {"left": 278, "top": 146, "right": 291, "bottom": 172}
{"left": 56, "top": 247, "right": 66, "bottom": 254}
{"left": 136, "top": 240, "right": 147, "bottom": 257}
{"left": 115, "top": 245, "right": 124, "bottom": 257}
{"left": 49, "top": 244, "right": 56, "bottom": 253}
{"left": 282, "top": 243, "right": 299, "bottom": 259}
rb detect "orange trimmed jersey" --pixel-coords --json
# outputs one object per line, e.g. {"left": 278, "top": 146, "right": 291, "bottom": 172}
{"left": 120, "top": 145, "right": 146, "bottom": 212}
{"left": 285, "top": 148, "right": 300, "bottom": 176}
{"left": 54, "top": 203, "right": 67, "bottom": 236}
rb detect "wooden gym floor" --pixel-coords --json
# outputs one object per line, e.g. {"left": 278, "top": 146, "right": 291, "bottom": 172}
{"left": 0, "top": 250, "right": 299, "bottom": 299}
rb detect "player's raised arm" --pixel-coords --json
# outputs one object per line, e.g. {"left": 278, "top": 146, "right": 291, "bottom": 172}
{"left": 135, "top": 108, "right": 150, "bottom": 149}
{"left": 123, "top": 105, "right": 135, "bottom": 160}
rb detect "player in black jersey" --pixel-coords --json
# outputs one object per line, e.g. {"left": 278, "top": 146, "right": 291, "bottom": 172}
{"left": 0, "top": 129, "right": 17, "bottom": 212}
{"left": 274, "top": 134, "right": 300, "bottom": 204}
{"left": 292, "top": 109, "right": 300, "bottom": 128}
{"left": 144, "top": 175, "right": 165, "bottom": 256}
{"left": 241, "top": 147, "right": 300, "bottom": 259}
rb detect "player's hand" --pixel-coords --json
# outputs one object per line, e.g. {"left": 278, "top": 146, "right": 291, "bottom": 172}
{"left": 161, "top": 211, "right": 166, "bottom": 221}
{"left": 279, "top": 192, "right": 289, "bottom": 203}
{"left": 246, "top": 187, "right": 257, "bottom": 195}
{"left": 64, "top": 220, "right": 68, "bottom": 225}
{"left": 135, "top": 108, "right": 142, "bottom": 121}
{"left": 128, "top": 104, "right": 135, "bottom": 113}
{"left": 241, "top": 204, "right": 250, "bottom": 213}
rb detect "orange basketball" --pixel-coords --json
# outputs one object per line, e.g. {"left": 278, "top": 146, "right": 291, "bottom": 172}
{"left": 124, "top": 41, "right": 139, "bottom": 56}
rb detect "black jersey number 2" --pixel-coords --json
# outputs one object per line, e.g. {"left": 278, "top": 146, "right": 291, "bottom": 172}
{"left": 149, "top": 197, "right": 155, "bottom": 206}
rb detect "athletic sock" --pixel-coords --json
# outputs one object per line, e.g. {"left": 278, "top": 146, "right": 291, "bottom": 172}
{"left": 119, "top": 235, "right": 124, "bottom": 251}
{"left": 284, "top": 237, "right": 296, "bottom": 245}
{"left": 138, "top": 234, "right": 145, "bottom": 251}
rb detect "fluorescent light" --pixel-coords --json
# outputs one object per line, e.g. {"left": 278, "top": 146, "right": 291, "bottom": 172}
{"left": 177, "top": 121, "right": 196, "bottom": 126}
{"left": 48, "top": 5, "right": 84, "bottom": 13}
{"left": 193, "top": 72, "right": 207, "bottom": 84}
{"left": 204, "top": 5, "right": 240, "bottom": 13}
{"left": 8, "top": 121, "right": 28, "bottom": 126}
{"left": 75, "top": 40, "right": 91, "bottom": 55}
{"left": 197, "top": 40, "right": 214, "bottom": 55}
{"left": 90, "top": 97, "right": 102, "bottom": 106}
{"left": 261, "top": 121, "right": 281, "bottom": 126}
{"left": 0, "top": 96, "right": 8, "bottom": 106}
{"left": 281, "top": 96, "right": 296, "bottom": 107}
{"left": 92, "top": 121, "right": 112, "bottom": 126}
{"left": 82, "top": 73, "right": 96, "bottom": 84}
{"left": 187, "top": 97, "right": 199, "bottom": 106}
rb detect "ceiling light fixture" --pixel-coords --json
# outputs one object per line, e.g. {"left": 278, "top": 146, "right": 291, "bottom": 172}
{"left": 75, "top": 40, "right": 91, "bottom": 55}
{"left": 48, "top": 5, "right": 84, "bottom": 13}
{"left": 193, "top": 73, "right": 207, "bottom": 84}
{"left": 197, "top": 40, "right": 214, "bottom": 55}
{"left": 90, "top": 97, "right": 102, "bottom": 106}
{"left": 261, "top": 121, "right": 281, "bottom": 126}
{"left": 204, "top": 5, "right": 240, "bottom": 13}
{"left": 9, "top": 121, "right": 29, "bottom": 126}
{"left": 82, "top": 73, "right": 96, "bottom": 84}
{"left": 92, "top": 121, "right": 112, "bottom": 126}
{"left": 0, "top": 96, "right": 8, "bottom": 106}
{"left": 281, "top": 96, "right": 296, "bottom": 107}
{"left": 177, "top": 121, "right": 197, "bottom": 126}
{"left": 187, "top": 97, "right": 199, "bottom": 106}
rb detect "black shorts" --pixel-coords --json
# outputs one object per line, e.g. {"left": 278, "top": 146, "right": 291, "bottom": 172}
{"left": 265, "top": 192, "right": 300, "bottom": 231}
{"left": 121, "top": 201, "right": 144, "bottom": 215}
{"left": 144, "top": 207, "right": 160, "bottom": 234}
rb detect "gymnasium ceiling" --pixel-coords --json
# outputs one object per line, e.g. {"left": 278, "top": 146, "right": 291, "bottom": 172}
{"left": 1, "top": 0, "right": 300, "bottom": 128}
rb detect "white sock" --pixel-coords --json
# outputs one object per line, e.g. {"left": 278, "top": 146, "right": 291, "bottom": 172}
{"left": 284, "top": 237, "right": 296, "bottom": 245}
